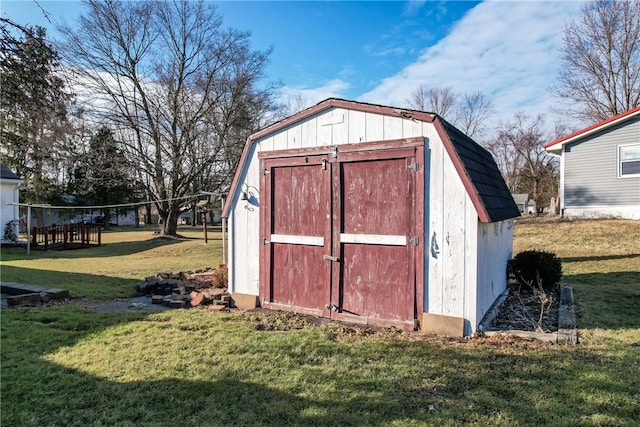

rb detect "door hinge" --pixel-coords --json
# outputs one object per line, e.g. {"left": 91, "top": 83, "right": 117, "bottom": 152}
{"left": 263, "top": 169, "right": 270, "bottom": 175}
{"left": 407, "top": 162, "right": 420, "bottom": 171}
{"left": 407, "top": 237, "right": 419, "bottom": 245}
{"left": 325, "top": 303, "right": 338, "bottom": 311}
{"left": 263, "top": 238, "right": 270, "bottom": 245}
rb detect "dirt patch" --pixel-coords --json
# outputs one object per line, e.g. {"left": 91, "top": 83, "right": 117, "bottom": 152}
{"left": 242, "top": 310, "right": 554, "bottom": 349}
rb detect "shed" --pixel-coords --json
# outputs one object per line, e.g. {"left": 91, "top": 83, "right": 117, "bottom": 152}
{"left": 1, "top": 163, "right": 22, "bottom": 242}
{"left": 222, "top": 99, "right": 519, "bottom": 336}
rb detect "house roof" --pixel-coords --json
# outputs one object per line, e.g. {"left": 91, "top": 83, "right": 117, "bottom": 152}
{"left": 0, "top": 163, "right": 21, "bottom": 181}
{"left": 545, "top": 106, "right": 640, "bottom": 154}
{"left": 511, "top": 193, "right": 529, "bottom": 205}
{"left": 223, "top": 98, "right": 519, "bottom": 223}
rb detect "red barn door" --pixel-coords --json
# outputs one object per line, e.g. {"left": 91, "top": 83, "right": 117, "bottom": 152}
{"left": 260, "top": 139, "right": 424, "bottom": 329}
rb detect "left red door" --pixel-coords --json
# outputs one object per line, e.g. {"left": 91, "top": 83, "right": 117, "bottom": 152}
{"left": 260, "top": 155, "right": 332, "bottom": 317}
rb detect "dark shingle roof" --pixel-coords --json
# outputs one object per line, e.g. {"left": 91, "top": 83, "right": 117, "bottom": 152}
{"left": 1, "top": 163, "right": 21, "bottom": 181}
{"left": 435, "top": 119, "right": 520, "bottom": 223}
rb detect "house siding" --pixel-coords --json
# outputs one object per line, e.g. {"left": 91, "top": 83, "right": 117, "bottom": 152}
{"left": 0, "top": 180, "right": 21, "bottom": 241}
{"left": 564, "top": 118, "right": 640, "bottom": 210}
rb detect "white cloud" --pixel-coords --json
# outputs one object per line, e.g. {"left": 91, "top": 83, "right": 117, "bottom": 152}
{"left": 279, "top": 78, "right": 351, "bottom": 109}
{"left": 358, "top": 1, "right": 585, "bottom": 131}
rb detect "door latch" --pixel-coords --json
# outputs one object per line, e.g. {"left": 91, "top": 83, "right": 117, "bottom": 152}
{"left": 323, "top": 255, "right": 339, "bottom": 262}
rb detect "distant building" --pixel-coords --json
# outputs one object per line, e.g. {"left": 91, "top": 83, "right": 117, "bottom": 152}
{"left": 511, "top": 193, "right": 536, "bottom": 214}
{"left": 545, "top": 107, "right": 640, "bottom": 219}
{"left": 0, "top": 164, "right": 21, "bottom": 242}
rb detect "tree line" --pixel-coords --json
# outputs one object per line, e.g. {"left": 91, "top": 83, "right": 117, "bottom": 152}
{"left": 1, "top": 0, "right": 638, "bottom": 232}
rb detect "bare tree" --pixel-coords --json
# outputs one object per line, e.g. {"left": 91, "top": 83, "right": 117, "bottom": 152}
{"left": 406, "top": 85, "right": 493, "bottom": 139}
{"left": 406, "top": 85, "right": 457, "bottom": 119}
{"left": 555, "top": 0, "right": 640, "bottom": 122}
{"left": 285, "top": 93, "right": 311, "bottom": 115}
{"left": 455, "top": 91, "right": 493, "bottom": 139}
{"left": 60, "top": 0, "right": 279, "bottom": 235}
{"left": 488, "top": 113, "right": 558, "bottom": 213}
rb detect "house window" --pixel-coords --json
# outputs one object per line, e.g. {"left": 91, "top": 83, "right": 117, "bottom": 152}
{"left": 619, "top": 144, "right": 640, "bottom": 177}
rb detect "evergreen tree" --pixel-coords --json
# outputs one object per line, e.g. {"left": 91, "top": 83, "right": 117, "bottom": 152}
{"left": 0, "top": 22, "right": 71, "bottom": 206}
{"left": 70, "top": 127, "right": 135, "bottom": 226}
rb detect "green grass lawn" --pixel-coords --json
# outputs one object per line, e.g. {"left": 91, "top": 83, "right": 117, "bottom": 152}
{"left": 1, "top": 226, "right": 223, "bottom": 299}
{"left": 1, "top": 220, "right": 639, "bottom": 426}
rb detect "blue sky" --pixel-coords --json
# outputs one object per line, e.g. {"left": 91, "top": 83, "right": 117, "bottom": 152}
{"left": 2, "top": 0, "right": 586, "bottom": 132}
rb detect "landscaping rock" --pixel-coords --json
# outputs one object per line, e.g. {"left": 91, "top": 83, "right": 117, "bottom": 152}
{"left": 7, "top": 293, "right": 42, "bottom": 306}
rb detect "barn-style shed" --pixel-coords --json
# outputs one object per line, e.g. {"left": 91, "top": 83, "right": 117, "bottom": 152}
{"left": 222, "top": 99, "right": 519, "bottom": 336}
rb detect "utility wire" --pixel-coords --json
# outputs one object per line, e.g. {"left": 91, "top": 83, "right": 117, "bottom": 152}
{"left": 8, "top": 194, "right": 203, "bottom": 210}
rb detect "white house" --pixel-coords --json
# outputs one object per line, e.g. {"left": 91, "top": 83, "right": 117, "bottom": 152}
{"left": 545, "top": 106, "right": 640, "bottom": 219}
{"left": 222, "top": 99, "right": 520, "bottom": 336}
{"left": 1, "top": 163, "right": 22, "bottom": 242}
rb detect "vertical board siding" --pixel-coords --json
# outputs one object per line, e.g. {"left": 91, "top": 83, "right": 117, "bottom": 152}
{"left": 564, "top": 118, "right": 640, "bottom": 207}
{"left": 347, "top": 110, "right": 367, "bottom": 142}
{"left": 365, "top": 112, "right": 385, "bottom": 141}
{"left": 300, "top": 116, "right": 319, "bottom": 147}
{"left": 428, "top": 130, "right": 444, "bottom": 315}
{"left": 464, "top": 203, "right": 479, "bottom": 336}
{"left": 475, "top": 220, "right": 512, "bottom": 328}
{"left": 383, "top": 116, "right": 404, "bottom": 140}
{"left": 272, "top": 130, "right": 288, "bottom": 151}
{"left": 440, "top": 153, "right": 468, "bottom": 318}
{"left": 230, "top": 142, "right": 261, "bottom": 296}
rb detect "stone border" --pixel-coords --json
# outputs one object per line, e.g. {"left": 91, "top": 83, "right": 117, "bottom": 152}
{"left": 0, "top": 282, "right": 69, "bottom": 307}
{"left": 478, "top": 285, "right": 578, "bottom": 344}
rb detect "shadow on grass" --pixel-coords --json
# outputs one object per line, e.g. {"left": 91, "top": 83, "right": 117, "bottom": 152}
{"left": 0, "top": 265, "right": 140, "bottom": 299}
{"left": 561, "top": 253, "right": 640, "bottom": 263}
{"left": 2, "top": 302, "right": 639, "bottom": 425}
{"left": 1, "top": 237, "right": 186, "bottom": 261}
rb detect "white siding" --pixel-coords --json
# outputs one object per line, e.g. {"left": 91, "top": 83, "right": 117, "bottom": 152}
{"left": 228, "top": 142, "right": 261, "bottom": 295}
{"left": 0, "top": 180, "right": 20, "bottom": 241}
{"left": 474, "top": 220, "right": 513, "bottom": 332}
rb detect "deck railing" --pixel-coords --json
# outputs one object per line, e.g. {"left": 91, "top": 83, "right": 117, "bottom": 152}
{"left": 32, "top": 224, "right": 102, "bottom": 250}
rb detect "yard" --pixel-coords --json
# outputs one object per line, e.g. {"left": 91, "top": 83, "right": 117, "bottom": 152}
{"left": 1, "top": 220, "right": 639, "bottom": 426}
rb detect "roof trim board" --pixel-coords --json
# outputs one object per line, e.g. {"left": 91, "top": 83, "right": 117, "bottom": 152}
{"left": 432, "top": 117, "right": 491, "bottom": 223}
{"left": 545, "top": 106, "right": 640, "bottom": 153}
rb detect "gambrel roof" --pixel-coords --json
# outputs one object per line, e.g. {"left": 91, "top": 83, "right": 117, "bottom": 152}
{"left": 223, "top": 98, "right": 519, "bottom": 223}
{"left": 545, "top": 106, "right": 640, "bottom": 154}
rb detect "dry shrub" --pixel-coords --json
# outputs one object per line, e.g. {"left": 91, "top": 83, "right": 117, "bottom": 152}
{"left": 212, "top": 264, "right": 228, "bottom": 288}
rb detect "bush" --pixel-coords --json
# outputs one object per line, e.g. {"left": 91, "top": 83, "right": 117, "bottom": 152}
{"left": 508, "top": 250, "right": 562, "bottom": 292}
{"left": 3, "top": 221, "right": 18, "bottom": 243}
